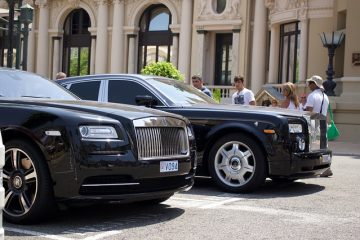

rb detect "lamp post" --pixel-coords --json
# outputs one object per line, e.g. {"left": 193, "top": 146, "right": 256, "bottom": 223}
{"left": 5, "top": 0, "right": 15, "bottom": 68}
{"left": 19, "top": 3, "right": 33, "bottom": 71}
{"left": 15, "top": 0, "right": 23, "bottom": 69}
{"left": 320, "top": 31, "right": 345, "bottom": 96}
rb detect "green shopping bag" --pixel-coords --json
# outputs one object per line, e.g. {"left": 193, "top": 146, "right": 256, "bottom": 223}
{"left": 327, "top": 104, "right": 340, "bottom": 141}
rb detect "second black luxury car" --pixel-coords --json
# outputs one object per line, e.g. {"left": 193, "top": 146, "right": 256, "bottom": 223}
{"left": 0, "top": 69, "right": 196, "bottom": 224}
{"left": 58, "top": 74, "right": 332, "bottom": 193}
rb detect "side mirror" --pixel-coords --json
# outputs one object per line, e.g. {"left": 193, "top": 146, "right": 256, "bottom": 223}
{"left": 135, "top": 95, "right": 157, "bottom": 107}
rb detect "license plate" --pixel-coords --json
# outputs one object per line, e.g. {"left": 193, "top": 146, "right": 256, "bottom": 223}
{"left": 322, "top": 154, "right": 331, "bottom": 163}
{"left": 160, "top": 160, "right": 178, "bottom": 172}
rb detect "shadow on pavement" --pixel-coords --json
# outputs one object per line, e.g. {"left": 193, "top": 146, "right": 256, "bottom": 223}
{"left": 5, "top": 202, "right": 184, "bottom": 236}
{"left": 187, "top": 176, "right": 325, "bottom": 199}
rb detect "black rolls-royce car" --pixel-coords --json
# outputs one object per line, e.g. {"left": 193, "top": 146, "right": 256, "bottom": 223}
{"left": 0, "top": 69, "right": 196, "bottom": 224}
{"left": 58, "top": 74, "right": 332, "bottom": 194}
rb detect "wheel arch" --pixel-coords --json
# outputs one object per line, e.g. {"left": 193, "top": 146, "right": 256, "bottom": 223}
{"left": 202, "top": 123, "right": 270, "bottom": 173}
{"left": 2, "top": 128, "right": 52, "bottom": 173}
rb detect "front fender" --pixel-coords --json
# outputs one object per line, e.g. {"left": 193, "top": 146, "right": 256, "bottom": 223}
{"left": 203, "top": 121, "right": 274, "bottom": 163}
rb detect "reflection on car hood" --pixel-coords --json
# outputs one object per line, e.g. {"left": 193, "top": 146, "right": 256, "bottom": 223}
{"left": 2, "top": 99, "right": 185, "bottom": 121}
{"left": 183, "top": 103, "right": 311, "bottom": 117}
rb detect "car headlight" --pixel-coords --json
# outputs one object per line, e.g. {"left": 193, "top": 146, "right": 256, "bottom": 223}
{"left": 187, "top": 126, "right": 194, "bottom": 139}
{"left": 288, "top": 123, "right": 303, "bottom": 133}
{"left": 296, "top": 136, "right": 306, "bottom": 151}
{"left": 79, "top": 125, "right": 119, "bottom": 139}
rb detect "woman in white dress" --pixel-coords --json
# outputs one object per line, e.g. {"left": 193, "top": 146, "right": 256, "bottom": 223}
{"left": 280, "top": 82, "right": 300, "bottom": 110}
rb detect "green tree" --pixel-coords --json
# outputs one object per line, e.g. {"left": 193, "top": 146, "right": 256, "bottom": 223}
{"left": 141, "top": 61, "right": 184, "bottom": 81}
{"left": 212, "top": 89, "right": 221, "bottom": 103}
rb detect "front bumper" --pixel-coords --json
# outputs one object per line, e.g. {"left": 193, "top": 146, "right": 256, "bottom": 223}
{"left": 289, "top": 149, "right": 332, "bottom": 178}
{"left": 268, "top": 149, "right": 332, "bottom": 178}
{"left": 52, "top": 148, "right": 196, "bottom": 199}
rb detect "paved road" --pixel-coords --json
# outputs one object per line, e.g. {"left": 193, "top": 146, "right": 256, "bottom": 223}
{"left": 4, "top": 155, "right": 360, "bottom": 240}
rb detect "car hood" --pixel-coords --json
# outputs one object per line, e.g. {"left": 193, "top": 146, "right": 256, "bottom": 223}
{"left": 177, "top": 103, "right": 311, "bottom": 117}
{"left": 2, "top": 99, "right": 185, "bottom": 121}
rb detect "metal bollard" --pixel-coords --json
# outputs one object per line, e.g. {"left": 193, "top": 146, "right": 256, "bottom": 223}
{"left": 0, "top": 131, "right": 4, "bottom": 239}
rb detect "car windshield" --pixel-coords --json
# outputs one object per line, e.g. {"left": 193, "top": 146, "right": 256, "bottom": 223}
{"left": 0, "top": 70, "right": 78, "bottom": 100}
{"left": 147, "top": 78, "right": 218, "bottom": 105}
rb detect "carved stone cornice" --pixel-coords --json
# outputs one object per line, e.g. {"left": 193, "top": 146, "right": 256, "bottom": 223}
{"left": 35, "top": 0, "right": 48, "bottom": 8}
{"left": 265, "top": 0, "right": 275, "bottom": 14}
{"left": 94, "top": 0, "right": 109, "bottom": 6}
{"left": 68, "top": 0, "right": 81, "bottom": 8}
{"left": 266, "top": 0, "right": 333, "bottom": 24}
{"left": 112, "top": 0, "right": 126, "bottom": 4}
{"left": 197, "top": 0, "right": 241, "bottom": 21}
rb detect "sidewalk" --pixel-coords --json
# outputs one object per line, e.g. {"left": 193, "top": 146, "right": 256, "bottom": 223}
{"left": 328, "top": 141, "right": 360, "bottom": 156}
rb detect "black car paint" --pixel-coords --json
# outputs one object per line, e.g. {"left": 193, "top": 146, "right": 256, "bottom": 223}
{"left": 1, "top": 99, "right": 195, "bottom": 196}
{"left": 0, "top": 69, "right": 196, "bottom": 223}
{"left": 57, "top": 74, "right": 332, "bottom": 191}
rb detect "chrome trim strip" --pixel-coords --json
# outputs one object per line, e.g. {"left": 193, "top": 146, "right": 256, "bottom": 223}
{"left": 45, "top": 130, "right": 61, "bottom": 136}
{"left": 82, "top": 183, "right": 140, "bottom": 187}
{"left": 133, "top": 117, "right": 187, "bottom": 128}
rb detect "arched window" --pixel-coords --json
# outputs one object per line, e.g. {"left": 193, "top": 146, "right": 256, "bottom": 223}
{"left": 63, "top": 9, "right": 91, "bottom": 77}
{"left": 138, "top": 4, "right": 173, "bottom": 72}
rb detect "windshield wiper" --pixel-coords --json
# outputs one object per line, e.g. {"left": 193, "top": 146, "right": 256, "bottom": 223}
{"left": 21, "top": 95, "right": 50, "bottom": 99}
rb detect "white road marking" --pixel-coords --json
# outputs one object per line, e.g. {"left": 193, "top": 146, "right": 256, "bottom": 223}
{"left": 5, "top": 227, "right": 122, "bottom": 240}
{"left": 82, "top": 230, "right": 123, "bottom": 240}
{"left": 199, "top": 197, "right": 240, "bottom": 209}
{"left": 4, "top": 227, "right": 73, "bottom": 240}
{"left": 167, "top": 195, "right": 356, "bottom": 225}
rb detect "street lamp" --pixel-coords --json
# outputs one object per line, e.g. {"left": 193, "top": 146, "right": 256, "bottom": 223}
{"left": 5, "top": 0, "right": 16, "bottom": 68}
{"left": 19, "top": 3, "right": 33, "bottom": 71}
{"left": 320, "top": 31, "right": 345, "bottom": 96}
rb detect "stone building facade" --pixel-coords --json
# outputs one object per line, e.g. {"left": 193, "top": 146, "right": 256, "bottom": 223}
{"left": 0, "top": 0, "right": 359, "bottom": 141}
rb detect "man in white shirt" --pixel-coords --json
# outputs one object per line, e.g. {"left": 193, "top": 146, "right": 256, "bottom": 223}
{"left": 231, "top": 76, "right": 256, "bottom": 105}
{"left": 305, "top": 75, "right": 329, "bottom": 116}
{"left": 305, "top": 75, "right": 332, "bottom": 177}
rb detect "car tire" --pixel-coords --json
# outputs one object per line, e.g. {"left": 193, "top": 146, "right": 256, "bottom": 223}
{"left": 208, "top": 134, "right": 266, "bottom": 193}
{"left": 3, "top": 140, "right": 56, "bottom": 224}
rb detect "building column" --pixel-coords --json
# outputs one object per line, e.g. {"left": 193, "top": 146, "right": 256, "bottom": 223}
{"left": 90, "top": 36, "right": 96, "bottom": 74}
{"left": 178, "top": 0, "right": 193, "bottom": 83}
{"left": 52, "top": 37, "right": 61, "bottom": 80}
{"left": 110, "top": 0, "right": 125, "bottom": 73}
{"left": 299, "top": 19, "right": 308, "bottom": 83}
{"left": 232, "top": 29, "right": 241, "bottom": 81}
{"left": 195, "top": 30, "right": 206, "bottom": 77}
{"left": 127, "top": 34, "right": 136, "bottom": 73}
{"left": 35, "top": 0, "right": 49, "bottom": 77}
{"left": 250, "top": 0, "right": 267, "bottom": 94}
{"left": 171, "top": 33, "right": 179, "bottom": 68}
{"left": 95, "top": 0, "right": 109, "bottom": 73}
{"left": 27, "top": 5, "right": 36, "bottom": 72}
{"left": 268, "top": 24, "right": 280, "bottom": 84}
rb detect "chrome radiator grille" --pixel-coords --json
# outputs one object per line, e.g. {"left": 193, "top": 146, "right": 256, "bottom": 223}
{"left": 133, "top": 117, "right": 189, "bottom": 160}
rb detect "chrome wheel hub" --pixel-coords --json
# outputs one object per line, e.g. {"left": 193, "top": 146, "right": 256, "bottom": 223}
{"left": 12, "top": 175, "right": 23, "bottom": 189}
{"left": 230, "top": 157, "right": 241, "bottom": 171}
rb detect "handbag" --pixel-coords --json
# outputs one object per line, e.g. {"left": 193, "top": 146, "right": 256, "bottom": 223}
{"left": 327, "top": 104, "right": 340, "bottom": 141}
